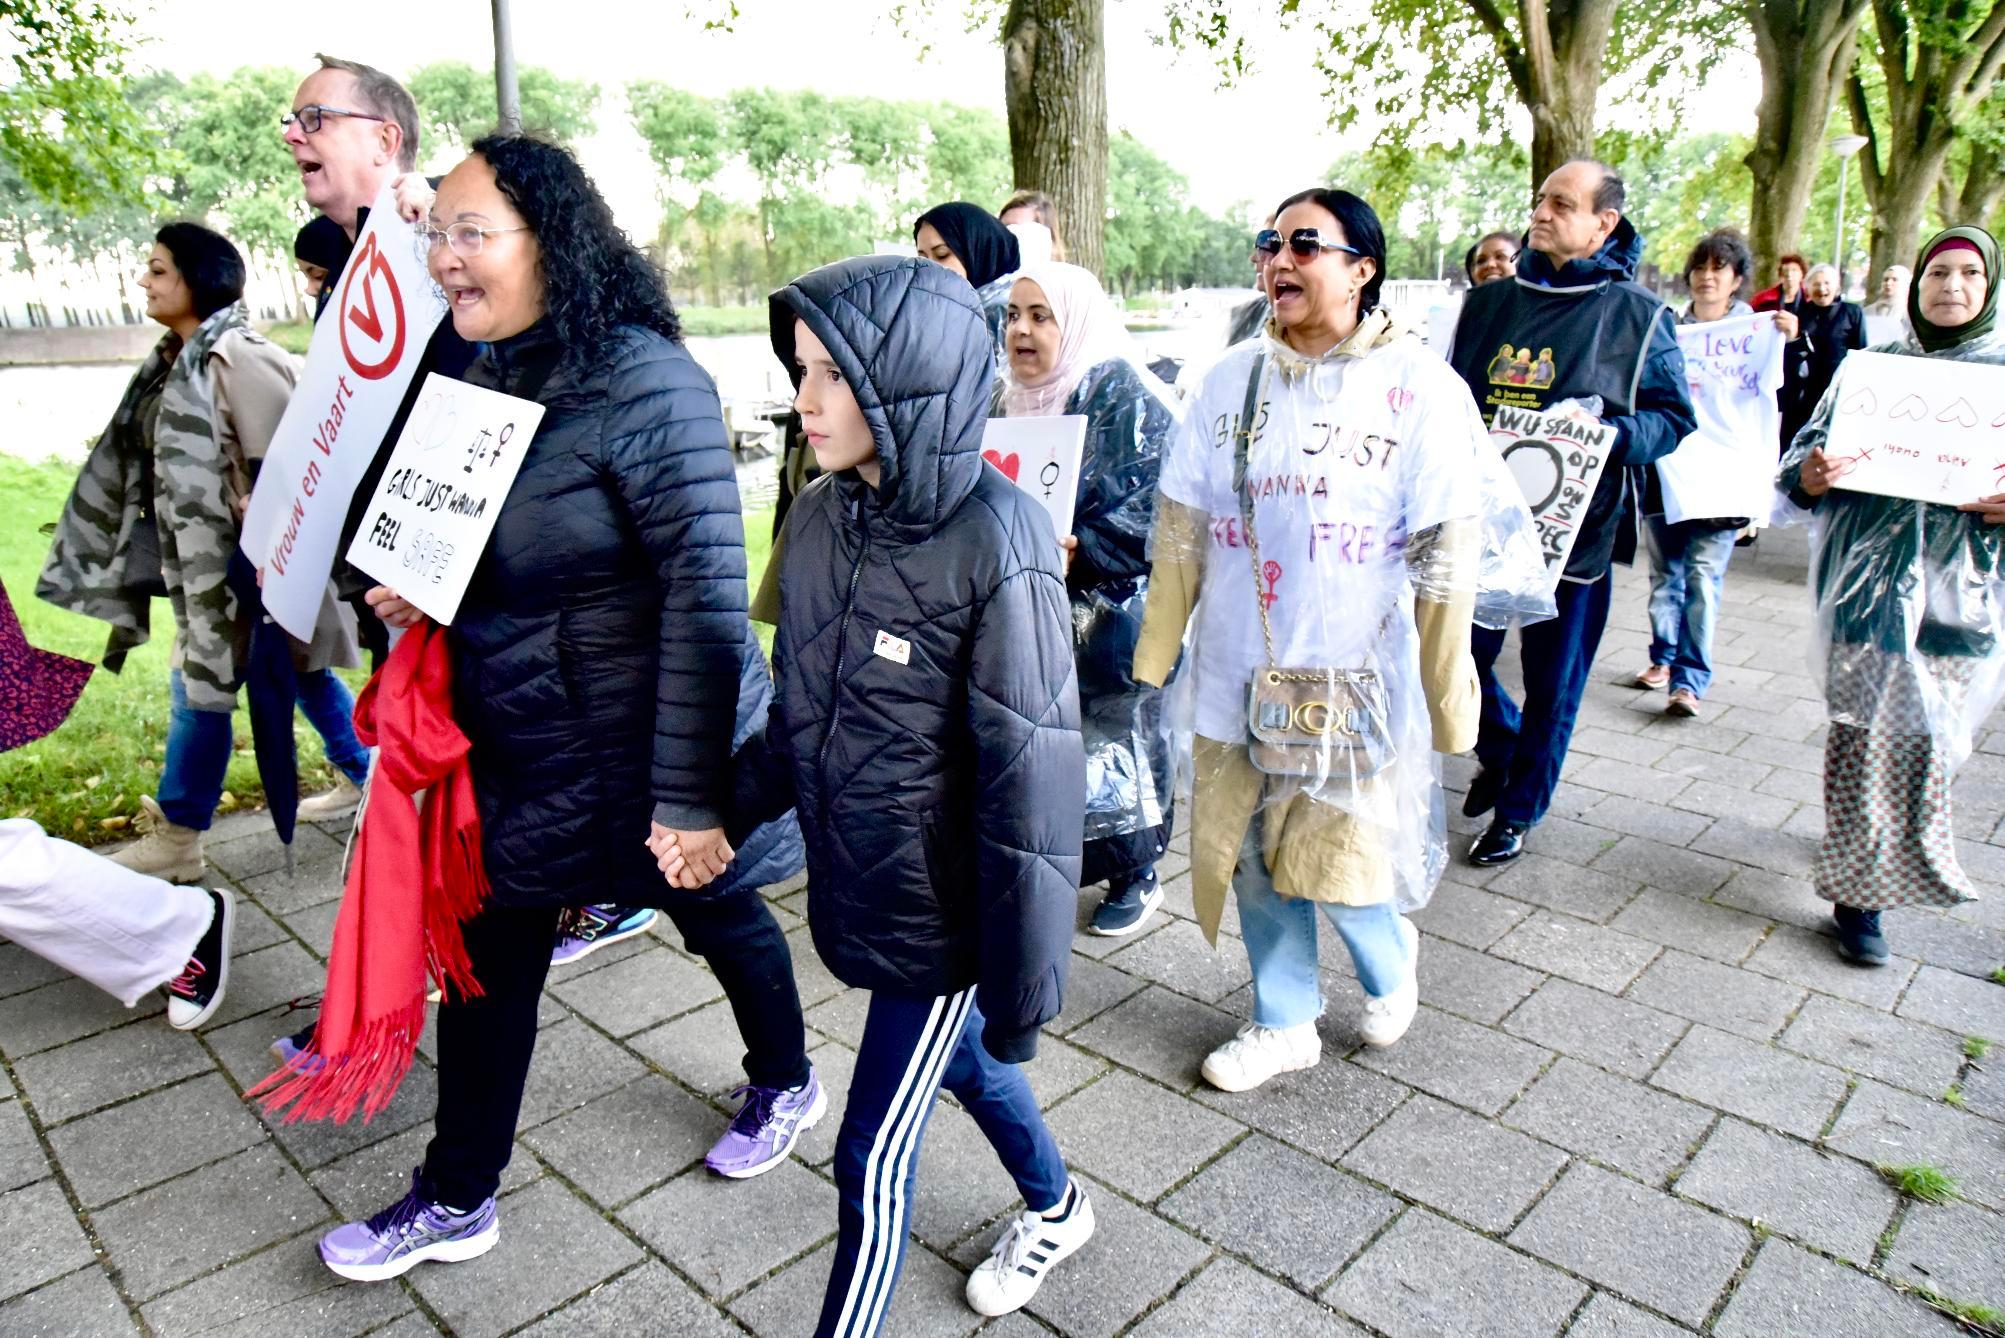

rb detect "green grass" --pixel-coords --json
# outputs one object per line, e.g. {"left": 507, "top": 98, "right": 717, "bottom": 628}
{"left": 1944, "top": 1085, "right": 1967, "bottom": 1109}
{"left": 1969, "top": 1035, "right": 1994, "bottom": 1060}
{"left": 1992, "top": 966, "right": 2005, "bottom": 986}
{"left": 1916, "top": 1288, "right": 2005, "bottom": 1334}
{"left": 676, "top": 306, "right": 771, "bottom": 338}
{"left": 263, "top": 320, "right": 313, "bottom": 355}
{"left": 2, "top": 452, "right": 776, "bottom": 844}
{"left": 1878, "top": 1163, "right": 1960, "bottom": 1204}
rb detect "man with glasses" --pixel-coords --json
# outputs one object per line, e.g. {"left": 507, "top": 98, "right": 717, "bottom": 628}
{"left": 1447, "top": 159, "right": 1696, "bottom": 867}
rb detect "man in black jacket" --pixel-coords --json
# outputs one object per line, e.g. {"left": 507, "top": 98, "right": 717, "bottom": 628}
{"left": 1450, "top": 160, "right": 1697, "bottom": 866}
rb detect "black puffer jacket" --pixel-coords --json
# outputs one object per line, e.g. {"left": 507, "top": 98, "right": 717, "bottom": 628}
{"left": 450, "top": 320, "right": 801, "bottom": 907}
{"left": 757, "top": 257, "right": 1084, "bottom": 1061}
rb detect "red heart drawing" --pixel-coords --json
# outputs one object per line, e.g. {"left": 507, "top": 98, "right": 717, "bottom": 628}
{"left": 982, "top": 448, "right": 1021, "bottom": 482}
{"left": 1937, "top": 397, "right": 1979, "bottom": 428}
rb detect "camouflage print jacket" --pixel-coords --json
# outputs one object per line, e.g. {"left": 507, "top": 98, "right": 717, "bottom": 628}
{"left": 39, "top": 304, "right": 298, "bottom": 712}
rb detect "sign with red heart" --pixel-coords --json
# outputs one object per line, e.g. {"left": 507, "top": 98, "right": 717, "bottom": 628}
{"left": 1821, "top": 351, "right": 2005, "bottom": 505}
{"left": 980, "top": 416, "right": 1088, "bottom": 539}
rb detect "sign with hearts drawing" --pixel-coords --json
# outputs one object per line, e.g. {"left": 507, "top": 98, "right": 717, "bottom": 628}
{"left": 1820, "top": 351, "right": 2005, "bottom": 506}
{"left": 979, "top": 415, "right": 1088, "bottom": 540}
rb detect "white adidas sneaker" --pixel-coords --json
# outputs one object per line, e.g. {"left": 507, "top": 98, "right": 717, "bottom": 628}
{"left": 964, "top": 1179, "right": 1096, "bottom": 1317}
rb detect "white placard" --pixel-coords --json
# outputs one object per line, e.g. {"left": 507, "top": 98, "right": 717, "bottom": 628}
{"left": 1864, "top": 314, "right": 1907, "bottom": 348}
{"left": 342, "top": 374, "right": 545, "bottom": 626}
{"left": 1820, "top": 351, "right": 2005, "bottom": 506}
{"left": 241, "top": 182, "right": 447, "bottom": 638}
{"left": 1659, "top": 314, "right": 1785, "bottom": 524}
{"left": 980, "top": 415, "right": 1088, "bottom": 540}
{"left": 1488, "top": 402, "right": 1618, "bottom": 583}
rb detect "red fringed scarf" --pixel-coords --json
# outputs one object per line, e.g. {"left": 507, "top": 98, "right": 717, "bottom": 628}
{"left": 249, "top": 622, "right": 488, "bottom": 1122}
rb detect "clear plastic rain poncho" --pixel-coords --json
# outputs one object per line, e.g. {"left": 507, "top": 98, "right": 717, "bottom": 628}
{"left": 996, "top": 263, "right": 1185, "bottom": 862}
{"left": 1142, "top": 314, "right": 1551, "bottom": 915}
{"left": 1776, "top": 325, "right": 2005, "bottom": 774}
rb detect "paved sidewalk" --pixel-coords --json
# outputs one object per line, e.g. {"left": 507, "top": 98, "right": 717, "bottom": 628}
{"left": 3, "top": 527, "right": 2003, "bottom": 1337}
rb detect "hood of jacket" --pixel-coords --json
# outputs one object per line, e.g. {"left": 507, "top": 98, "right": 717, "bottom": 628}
{"left": 769, "top": 256, "right": 992, "bottom": 545}
{"left": 1519, "top": 215, "right": 1645, "bottom": 289}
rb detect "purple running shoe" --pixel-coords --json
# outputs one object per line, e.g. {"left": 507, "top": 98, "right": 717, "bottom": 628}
{"left": 319, "top": 1169, "right": 498, "bottom": 1281}
{"left": 550, "top": 905, "right": 657, "bottom": 966}
{"left": 706, "top": 1067, "right": 826, "bottom": 1179}
{"left": 269, "top": 1022, "right": 324, "bottom": 1075}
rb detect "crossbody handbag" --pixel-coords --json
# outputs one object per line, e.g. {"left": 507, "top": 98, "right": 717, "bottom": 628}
{"left": 1233, "top": 353, "right": 1397, "bottom": 781}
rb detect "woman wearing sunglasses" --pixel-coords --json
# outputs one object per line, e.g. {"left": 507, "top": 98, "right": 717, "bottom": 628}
{"left": 1134, "top": 188, "right": 1499, "bottom": 1092}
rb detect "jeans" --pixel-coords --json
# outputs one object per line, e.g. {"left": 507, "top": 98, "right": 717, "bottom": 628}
{"left": 1233, "top": 821, "right": 1414, "bottom": 1028}
{"left": 157, "top": 669, "right": 233, "bottom": 830}
{"left": 1471, "top": 572, "right": 1615, "bottom": 827}
{"left": 1643, "top": 518, "right": 1736, "bottom": 698}
{"left": 294, "top": 669, "right": 371, "bottom": 785}
{"left": 816, "top": 987, "right": 1068, "bottom": 1338}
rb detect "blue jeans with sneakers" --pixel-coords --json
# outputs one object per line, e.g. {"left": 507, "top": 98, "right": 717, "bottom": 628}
{"left": 295, "top": 668, "right": 372, "bottom": 785}
{"left": 1643, "top": 517, "right": 1736, "bottom": 699}
{"left": 1233, "top": 820, "right": 1413, "bottom": 1029}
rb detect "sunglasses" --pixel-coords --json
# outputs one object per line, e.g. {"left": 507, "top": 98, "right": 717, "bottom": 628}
{"left": 281, "top": 104, "right": 387, "bottom": 135}
{"left": 1255, "top": 228, "right": 1364, "bottom": 262}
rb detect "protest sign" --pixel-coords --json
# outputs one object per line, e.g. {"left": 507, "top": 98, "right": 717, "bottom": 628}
{"left": 241, "top": 182, "right": 446, "bottom": 639}
{"left": 1820, "top": 351, "right": 2005, "bottom": 506}
{"left": 1489, "top": 402, "right": 1617, "bottom": 582}
{"left": 1658, "top": 313, "right": 1785, "bottom": 524}
{"left": 1865, "top": 313, "right": 1907, "bottom": 348}
{"left": 980, "top": 415, "right": 1088, "bottom": 539}
{"left": 343, "top": 374, "right": 545, "bottom": 626}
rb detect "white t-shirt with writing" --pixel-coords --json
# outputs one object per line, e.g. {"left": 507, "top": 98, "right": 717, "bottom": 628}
{"left": 1159, "top": 331, "right": 1487, "bottom": 742}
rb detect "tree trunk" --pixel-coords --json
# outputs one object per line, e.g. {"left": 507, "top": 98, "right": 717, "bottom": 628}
{"left": 1002, "top": 0, "right": 1108, "bottom": 277}
{"left": 1743, "top": 0, "right": 1869, "bottom": 285}
{"left": 1946, "top": 141, "right": 2005, "bottom": 231}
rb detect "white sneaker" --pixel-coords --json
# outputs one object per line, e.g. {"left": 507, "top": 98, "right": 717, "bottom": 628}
{"left": 1200, "top": 1020, "right": 1321, "bottom": 1093}
{"left": 1359, "top": 916, "right": 1420, "bottom": 1048}
{"left": 964, "top": 1179, "right": 1096, "bottom": 1317}
{"left": 299, "top": 772, "right": 364, "bottom": 821}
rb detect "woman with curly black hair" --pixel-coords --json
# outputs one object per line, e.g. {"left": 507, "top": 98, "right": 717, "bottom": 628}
{"left": 319, "top": 134, "right": 819, "bottom": 1281}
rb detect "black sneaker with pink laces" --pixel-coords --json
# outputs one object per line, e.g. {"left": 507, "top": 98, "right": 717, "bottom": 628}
{"left": 165, "top": 889, "right": 233, "bottom": 1030}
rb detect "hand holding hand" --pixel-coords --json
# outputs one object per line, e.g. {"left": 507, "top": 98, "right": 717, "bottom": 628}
{"left": 365, "top": 585, "right": 425, "bottom": 628}
{"left": 391, "top": 172, "right": 436, "bottom": 224}
{"left": 646, "top": 823, "right": 734, "bottom": 890}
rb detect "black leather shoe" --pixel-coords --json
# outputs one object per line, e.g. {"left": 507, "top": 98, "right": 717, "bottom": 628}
{"left": 1461, "top": 769, "right": 1504, "bottom": 818}
{"left": 1469, "top": 819, "right": 1529, "bottom": 866}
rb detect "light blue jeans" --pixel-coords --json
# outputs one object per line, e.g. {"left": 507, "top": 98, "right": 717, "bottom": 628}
{"left": 1643, "top": 517, "right": 1737, "bottom": 698}
{"left": 1233, "top": 820, "right": 1414, "bottom": 1029}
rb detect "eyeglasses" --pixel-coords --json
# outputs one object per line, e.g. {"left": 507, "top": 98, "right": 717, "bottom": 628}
{"left": 1255, "top": 228, "right": 1364, "bottom": 262}
{"left": 281, "top": 104, "right": 388, "bottom": 135}
{"left": 420, "top": 222, "right": 530, "bottom": 259}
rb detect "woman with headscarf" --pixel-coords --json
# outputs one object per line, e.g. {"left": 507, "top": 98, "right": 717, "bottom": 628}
{"left": 1782, "top": 225, "right": 2002, "bottom": 965}
{"left": 914, "top": 201, "right": 1022, "bottom": 372}
{"left": 1780, "top": 261, "right": 1866, "bottom": 453}
{"left": 997, "top": 261, "right": 1181, "bottom": 935}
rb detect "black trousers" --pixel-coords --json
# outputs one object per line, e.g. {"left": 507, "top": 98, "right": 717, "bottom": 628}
{"left": 419, "top": 883, "right": 809, "bottom": 1208}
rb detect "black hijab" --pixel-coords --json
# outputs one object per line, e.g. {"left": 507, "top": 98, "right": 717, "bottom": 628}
{"left": 913, "top": 202, "right": 1020, "bottom": 289}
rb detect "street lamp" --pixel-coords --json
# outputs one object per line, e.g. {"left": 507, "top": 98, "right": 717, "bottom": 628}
{"left": 1831, "top": 134, "right": 1870, "bottom": 275}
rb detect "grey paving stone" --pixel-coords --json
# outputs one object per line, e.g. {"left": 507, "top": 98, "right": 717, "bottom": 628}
{"left": 1958, "top": 1048, "right": 2005, "bottom": 1121}
{"left": 1508, "top": 1163, "right": 1748, "bottom": 1327}
{"left": 1569, "top": 725, "right": 1674, "bottom": 766}
{"left": 140, "top": 1229, "right": 411, "bottom": 1337}
{"left": 1744, "top": 922, "right": 1920, "bottom": 1010}
{"left": 1490, "top": 911, "right": 1660, "bottom": 993}
{"left": 804, "top": 987, "right": 867, "bottom": 1048}
{"left": 1574, "top": 755, "right": 1684, "bottom": 802}
{"left": 1732, "top": 732, "right": 1826, "bottom": 775}
{"left": 620, "top": 1158, "right": 833, "bottom": 1297}
{"left": 1656, "top": 745, "right": 1773, "bottom": 790}
{"left": 1503, "top": 1058, "right": 1712, "bottom": 1183}
{"left": 1020, "top": 1032, "right": 1110, "bottom": 1110}
{"left": 1523, "top": 815, "right": 1632, "bottom": 869}
{"left": 1714, "top": 1238, "right": 1961, "bottom": 1337}
{"left": 1709, "top": 867, "right": 1832, "bottom": 932}
{"left": 1353, "top": 1006, "right": 1553, "bottom": 1117}
{"left": 1411, "top": 879, "right": 1533, "bottom": 950}
{"left": 1754, "top": 764, "right": 1826, "bottom": 803}
{"left": 731, "top": 1236, "right": 979, "bottom": 1338}
{"left": 0, "top": 1179, "right": 94, "bottom": 1302}
{"left": 0, "top": 1095, "right": 47, "bottom": 1193}
{"left": 0, "top": 941, "right": 69, "bottom": 999}
{"left": 0, "top": 976, "right": 160, "bottom": 1059}
{"left": 1065, "top": 985, "right": 1241, "bottom": 1091}
{"left": 1416, "top": 934, "right": 1543, "bottom": 1025}
{"left": 0, "top": 1264, "right": 136, "bottom": 1337}
{"left": 1677, "top": 1118, "right": 1898, "bottom": 1262}
{"left": 1780, "top": 993, "right": 1965, "bottom": 1098}
{"left": 1886, "top": 1198, "right": 2005, "bottom": 1304}
{"left": 406, "top": 1179, "right": 643, "bottom": 1338}
{"left": 629, "top": 998, "right": 757, "bottom": 1095}
{"left": 1670, "top": 781, "right": 1799, "bottom": 831}
{"left": 1488, "top": 855, "right": 1640, "bottom": 924}
{"left": 1593, "top": 836, "right": 1737, "bottom": 898}
{"left": 1327, "top": 1207, "right": 1587, "bottom": 1338}
{"left": 518, "top": 1073, "right": 723, "bottom": 1207}
{"left": 1134, "top": 1258, "right": 1364, "bottom": 1336}
{"left": 519, "top": 1261, "right": 739, "bottom": 1338}
{"left": 1502, "top": 978, "right": 1689, "bottom": 1079}
{"left": 278, "top": 900, "right": 339, "bottom": 957}
{"left": 1625, "top": 950, "right": 1805, "bottom": 1041}
{"left": 208, "top": 822, "right": 332, "bottom": 882}
{"left": 1881, "top": 908, "right": 2005, "bottom": 979}
{"left": 1162, "top": 1133, "right": 1396, "bottom": 1289}
{"left": 1193, "top": 1052, "right": 1408, "bottom": 1163}
{"left": 239, "top": 837, "right": 347, "bottom": 914}
{"left": 1606, "top": 891, "right": 1768, "bottom": 970}
{"left": 50, "top": 1074, "right": 266, "bottom": 1207}
{"left": 89, "top": 1145, "right": 327, "bottom": 1300}
{"left": 1343, "top": 1092, "right": 1567, "bottom": 1232}
{"left": 1898, "top": 963, "right": 2005, "bottom": 1039}
{"left": 1649, "top": 1025, "right": 1848, "bottom": 1140}
{"left": 514, "top": 1017, "right": 647, "bottom": 1129}
{"left": 306, "top": 1122, "right": 538, "bottom": 1220}
{"left": 1578, "top": 796, "right": 1717, "bottom": 850}
{"left": 800, "top": 1039, "right": 856, "bottom": 1169}
{"left": 1567, "top": 1293, "right": 1694, "bottom": 1338}
{"left": 1689, "top": 815, "right": 1818, "bottom": 879}
{"left": 1824, "top": 1079, "right": 2005, "bottom": 1210}
{"left": 546, "top": 946, "right": 723, "bottom": 1037}
{"left": 1043, "top": 1071, "right": 1241, "bottom": 1201}
{"left": 1104, "top": 919, "right": 1253, "bottom": 1004}
{"left": 1053, "top": 953, "right": 1149, "bottom": 1032}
